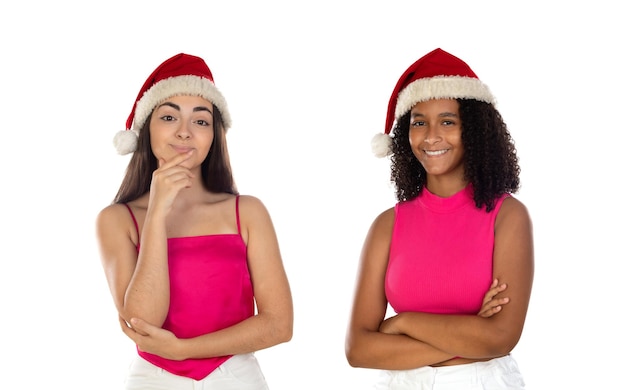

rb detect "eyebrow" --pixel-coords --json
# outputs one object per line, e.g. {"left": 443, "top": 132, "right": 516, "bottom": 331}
{"left": 410, "top": 111, "right": 458, "bottom": 119}
{"left": 157, "top": 101, "right": 213, "bottom": 115}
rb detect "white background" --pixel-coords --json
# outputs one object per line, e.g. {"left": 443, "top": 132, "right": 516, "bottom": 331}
{"left": 1, "top": 1, "right": 624, "bottom": 388}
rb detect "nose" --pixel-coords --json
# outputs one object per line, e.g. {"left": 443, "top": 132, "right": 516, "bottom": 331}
{"left": 176, "top": 122, "right": 191, "bottom": 140}
{"left": 424, "top": 125, "right": 442, "bottom": 144}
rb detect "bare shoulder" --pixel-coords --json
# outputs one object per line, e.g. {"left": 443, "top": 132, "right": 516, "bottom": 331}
{"left": 96, "top": 203, "right": 130, "bottom": 227}
{"left": 236, "top": 195, "right": 278, "bottom": 248}
{"left": 377, "top": 206, "right": 396, "bottom": 222}
{"left": 371, "top": 206, "right": 396, "bottom": 232}
{"left": 497, "top": 196, "right": 532, "bottom": 228}
{"left": 237, "top": 194, "right": 265, "bottom": 206}
{"left": 236, "top": 195, "right": 275, "bottom": 236}
{"left": 237, "top": 194, "right": 271, "bottom": 217}
{"left": 96, "top": 203, "right": 137, "bottom": 241}
{"left": 360, "top": 206, "right": 396, "bottom": 250}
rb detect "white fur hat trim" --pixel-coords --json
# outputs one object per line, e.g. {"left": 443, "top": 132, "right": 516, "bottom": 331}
{"left": 395, "top": 76, "right": 495, "bottom": 119}
{"left": 371, "top": 133, "right": 392, "bottom": 158}
{"left": 133, "top": 75, "right": 231, "bottom": 132}
{"left": 113, "top": 129, "right": 139, "bottom": 155}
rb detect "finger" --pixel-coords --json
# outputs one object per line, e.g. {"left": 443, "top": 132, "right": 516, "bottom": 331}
{"left": 485, "top": 279, "right": 499, "bottom": 296}
{"left": 152, "top": 167, "right": 195, "bottom": 192}
{"left": 158, "top": 150, "right": 194, "bottom": 169}
{"left": 483, "top": 282, "right": 507, "bottom": 303}
{"left": 162, "top": 171, "right": 195, "bottom": 191}
{"left": 118, "top": 315, "right": 130, "bottom": 332}
{"left": 482, "top": 287, "right": 499, "bottom": 305}
{"left": 479, "top": 298, "right": 505, "bottom": 316}
{"left": 119, "top": 316, "right": 137, "bottom": 340}
{"left": 479, "top": 296, "right": 511, "bottom": 316}
{"left": 478, "top": 305, "right": 502, "bottom": 318}
{"left": 129, "top": 318, "right": 151, "bottom": 336}
{"left": 130, "top": 317, "right": 145, "bottom": 332}
{"left": 118, "top": 315, "right": 128, "bottom": 327}
{"left": 157, "top": 168, "right": 194, "bottom": 183}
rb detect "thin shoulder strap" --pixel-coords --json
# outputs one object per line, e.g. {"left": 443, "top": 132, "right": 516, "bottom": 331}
{"left": 235, "top": 195, "right": 241, "bottom": 236}
{"left": 124, "top": 203, "right": 140, "bottom": 242}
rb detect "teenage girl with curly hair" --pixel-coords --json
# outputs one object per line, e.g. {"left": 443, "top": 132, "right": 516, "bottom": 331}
{"left": 346, "top": 48, "right": 533, "bottom": 390}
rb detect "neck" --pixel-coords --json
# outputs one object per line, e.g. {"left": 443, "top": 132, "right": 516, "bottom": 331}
{"left": 171, "top": 176, "right": 208, "bottom": 206}
{"left": 425, "top": 177, "right": 468, "bottom": 198}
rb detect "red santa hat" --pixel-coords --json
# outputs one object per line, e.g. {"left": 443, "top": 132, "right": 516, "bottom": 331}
{"left": 114, "top": 53, "right": 231, "bottom": 155}
{"left": 371, "top": 48, "right": 496, "bottom": 157}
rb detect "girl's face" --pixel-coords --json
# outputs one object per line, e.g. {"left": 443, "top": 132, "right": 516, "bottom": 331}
{"left": 408, "top": 98, "right": 464, "bottom": 181}
{"left": 149, "top": 95, "right": 215, "bottom": 170}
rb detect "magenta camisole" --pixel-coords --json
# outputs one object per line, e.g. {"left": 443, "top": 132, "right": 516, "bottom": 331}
{"left": 386, "top": 185, "right": 509, "bottom": 315}
{"left": 124, "top": 196, "right": 254, "bottom": 380}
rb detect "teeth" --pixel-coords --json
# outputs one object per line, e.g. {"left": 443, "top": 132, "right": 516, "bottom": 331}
{"left": 424, "top": 149, "right": 447, "bottom": 156}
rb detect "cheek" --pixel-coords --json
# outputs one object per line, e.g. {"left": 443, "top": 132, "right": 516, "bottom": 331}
{"left": 196, "top": 133, "right": 215, "bottom": 159}
{"left": 408, "top": 127, "right": 423, "bottom": 145}
{"left": 149, "top": 133, "right": 165, "bottom": 154}
{"left": 408, "top": 130, "right": 424, "bottom": 155}
{"left": 203, "top": 132, "right": 215, "bottom": 150}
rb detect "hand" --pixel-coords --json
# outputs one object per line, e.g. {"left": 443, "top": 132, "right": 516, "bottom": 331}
{"left": 477, "top": 279, "right": 510, "bottom": 318}
{"left": 379, "top": 313, "right": 403, "bottom": 335}
{"left": 119, "top": 316, "right": 183, "bottom": 360}
{"left": 148, "top": 151, "right": 195, "bottom": 214}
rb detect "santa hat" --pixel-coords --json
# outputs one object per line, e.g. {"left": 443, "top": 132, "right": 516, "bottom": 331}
{"left": 371, "top": 48, "right": 495, "bottom": 158}
{"left": 113, "top": 53, "right": 232, "bottom": 155}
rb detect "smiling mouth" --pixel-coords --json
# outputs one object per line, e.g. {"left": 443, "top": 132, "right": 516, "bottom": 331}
{"left": 423, "top": 149, "right": 449, "bottom": 156}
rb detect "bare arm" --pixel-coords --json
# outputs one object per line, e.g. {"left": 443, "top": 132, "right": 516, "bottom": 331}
{"left": 378, "top": 197, "right": 534, "bottom": 359}
{"left": 120, "top": 195, "right": 294, "bottom": 359}
{"left": 96, "top": 152, "right": 194, "bottom": 328}
{"left": 345, "top": 208, "right": 455, "bottom": 370}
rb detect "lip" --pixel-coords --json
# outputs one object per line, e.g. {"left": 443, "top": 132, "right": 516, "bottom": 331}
{"left": 170, "top": 144, "right": 194, "bottom": 153}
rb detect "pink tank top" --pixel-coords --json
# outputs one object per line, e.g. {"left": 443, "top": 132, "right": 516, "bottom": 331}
{"left": 124, "top": 196, "right": 253, "bottom": 380}
{"left": 386, "top": 186, "right": 508, "bottom": 315}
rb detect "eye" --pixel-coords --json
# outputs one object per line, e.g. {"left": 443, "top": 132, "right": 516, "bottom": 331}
{"left": 442, "top": 120, "right": 455, "bottom": 126}
{"left": 411, "top": 120, "right": 426, "bottom": 127}
{"left": 194, "top": 119, "right": 211, "bottom": 126}
{"left": 160, "top": 115, "right": 176, "bottom": 122}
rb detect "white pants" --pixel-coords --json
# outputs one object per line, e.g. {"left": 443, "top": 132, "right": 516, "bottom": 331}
{"left": 374, "top": 355, "right": 525, "bottom": 390}
{"left": 124, "top": 354, "right": 269, "bottom": 390}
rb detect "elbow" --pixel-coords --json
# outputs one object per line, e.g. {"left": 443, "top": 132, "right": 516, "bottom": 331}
{"left": 118, "top": 306, "right": 138, "bottom": 325}
{"left": 481, "top": 327, "right": 522, "bottom": 357}
{"left": 120, "top": 293, "right": 169, "bottom": 328}
{"left": 344, "top": 335, "right": 368, "bottom": 368}
{"left": 345, "top": 350, "right": 363, "bottom": 368}
{"left": 278, "top": 321, "right": 293, "bottom": 344}
{"left": 344, "top": 348, "right": 359, "bottom": 368}
{"left": 494, "top": 334, "right": 521, "bottom": 356}
{"left": 345, "top": 347, "right": 372, "bottom": 368}
{"left": 119, "top": 305, "right": 167, "bottom": 328}
{"left": 273, "top": 314, "right": 293, "bottom": 345}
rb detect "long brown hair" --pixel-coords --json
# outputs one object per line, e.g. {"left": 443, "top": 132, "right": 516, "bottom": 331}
{"left": 113, "top": 107, "right": 238, "bottom": 204}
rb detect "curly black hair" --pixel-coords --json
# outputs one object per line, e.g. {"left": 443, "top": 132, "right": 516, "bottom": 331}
{"left": 389, "top": 99, "right": 520, "bottom": 212}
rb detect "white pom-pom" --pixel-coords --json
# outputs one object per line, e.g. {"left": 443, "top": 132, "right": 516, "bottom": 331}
{"left": 371, "top": 133, "right": 392, "bottom": 158}
{"left": 113, "top": 130, "right": 138, "bottom": 155}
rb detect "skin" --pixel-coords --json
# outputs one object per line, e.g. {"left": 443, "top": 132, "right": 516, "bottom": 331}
{"left": 96, "top": 95, "right": 293, "bottom": 360}
{"left": 345, "top": 99, "right": 533, "bottom": 370}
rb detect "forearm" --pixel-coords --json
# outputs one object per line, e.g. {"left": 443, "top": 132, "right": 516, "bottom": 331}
{"left": 176, "top": 312, "right": 292, "bottom": 360}
{"left": 346, "top": 328, "right": 454, "bottom": 370}
{"left": 395, "top": 312, "right": 511, "bottom": 359}
{"left": 123, "top": 212, "right": 170, "bottom": 326}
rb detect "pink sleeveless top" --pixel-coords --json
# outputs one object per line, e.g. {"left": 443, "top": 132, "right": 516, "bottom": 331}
{"left": 124, "top": 196, "right": 254, "bottom": 380}
{"left": 386, "top": 185, "right": 508, "bottom": 315}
